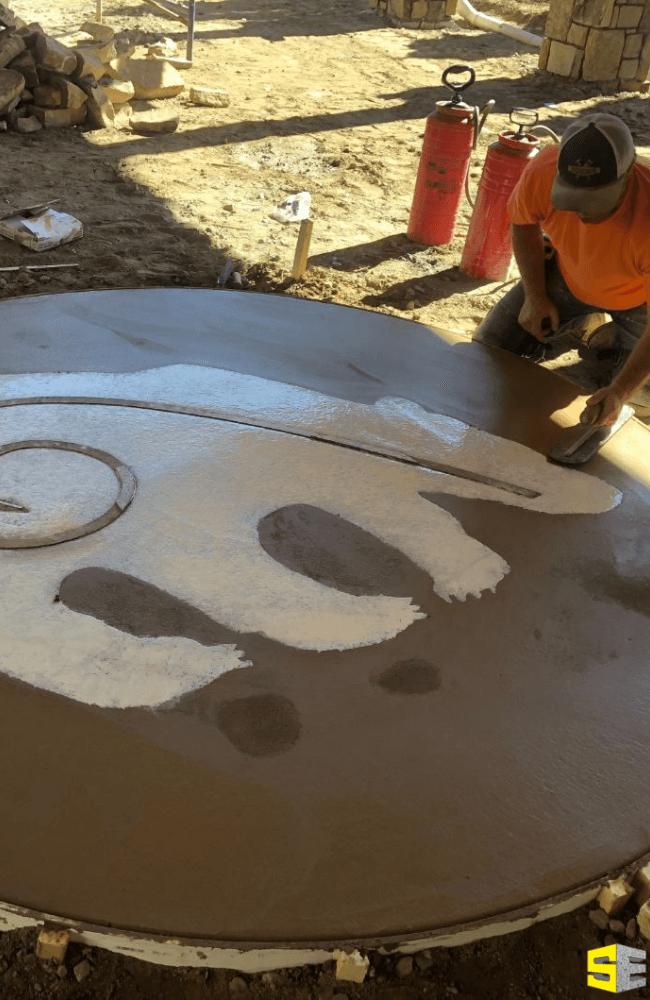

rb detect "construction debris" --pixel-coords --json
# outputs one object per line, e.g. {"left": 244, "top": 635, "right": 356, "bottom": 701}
{"left": 0, "top": 6, "right": 189, "bottom": 133}
{"left": 272, "top": 191, "right": 311, "bottom": 223}
{"left": 0, "top": 206, "right": 83, "bottom": 250}
{"left": 35, "top": 928, "right": 70, "bottom": 963}
{"left": 633, "top": 861, "right": 650, "bottom": 905}
{"left": 597, "top": 877, "right": 636, "bottom": 916}
{"left": 637, "top": 902, "right": 650, "bottom": 941}
{"left": 333, "top": 949, "right": 370, "bottom": 983}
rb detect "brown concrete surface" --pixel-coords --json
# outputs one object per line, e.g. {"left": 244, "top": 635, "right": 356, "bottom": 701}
{"left": 1, "top": 289, "right": 650, "bottom": 948}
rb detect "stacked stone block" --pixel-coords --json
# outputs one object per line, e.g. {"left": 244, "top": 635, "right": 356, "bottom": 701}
{"left": 540, "top": 0, "right": 650, "bottom": 92}
{"left": 369, "top": 0, "right": 457, "bottom": 31}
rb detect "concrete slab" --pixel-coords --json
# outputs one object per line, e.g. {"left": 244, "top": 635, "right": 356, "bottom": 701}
{"left": 1, "top": 289, "right": 650, "bottom": 963}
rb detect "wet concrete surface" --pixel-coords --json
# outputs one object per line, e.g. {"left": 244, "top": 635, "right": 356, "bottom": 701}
{"left": 0, "top": 289, "right": 649, "bottom": 946}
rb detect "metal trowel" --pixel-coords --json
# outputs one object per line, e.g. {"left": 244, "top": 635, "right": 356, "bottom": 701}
{"left": 547, "top": 401, "right": 635, "bottom": 465}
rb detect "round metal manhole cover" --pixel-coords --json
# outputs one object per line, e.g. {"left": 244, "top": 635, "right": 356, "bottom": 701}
{"left": 0, "top": 441, "right": 137, "bottom": 548}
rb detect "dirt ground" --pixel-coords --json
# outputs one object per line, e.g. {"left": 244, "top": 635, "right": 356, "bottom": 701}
{"left": 1, "top": 0, "right": 650, "bottom": 997}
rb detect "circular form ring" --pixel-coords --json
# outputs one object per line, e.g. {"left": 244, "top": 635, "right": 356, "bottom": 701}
{"left": 0, "top": 439, "right": 137, "bottom": 549}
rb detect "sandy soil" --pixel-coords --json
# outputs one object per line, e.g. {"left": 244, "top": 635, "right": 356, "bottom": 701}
{"left": 1, "top": 0, "right": 650, "bottom": 997}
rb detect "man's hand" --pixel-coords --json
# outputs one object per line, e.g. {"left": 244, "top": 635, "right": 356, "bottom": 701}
{"left": 518, "top": 295, "right": 560, "bottom": 343}
{"left": 580, "top": 386, "right": 624, "bottom": 427}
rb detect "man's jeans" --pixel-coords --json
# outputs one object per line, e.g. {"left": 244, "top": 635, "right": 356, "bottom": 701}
{"left": 472, "top": 239, "right": 650, "bottom": 405}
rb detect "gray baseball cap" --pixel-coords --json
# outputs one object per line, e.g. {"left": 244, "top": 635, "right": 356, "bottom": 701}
{"left": 550, "top": 113, "right": 636, "bottom": 217}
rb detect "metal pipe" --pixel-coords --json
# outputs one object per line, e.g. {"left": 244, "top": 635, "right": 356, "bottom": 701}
{"left": 187, "top": 0, "right": 196, "bottom": 62}
{"left": 456, "top": 0, "right": 543, "bottom": 48}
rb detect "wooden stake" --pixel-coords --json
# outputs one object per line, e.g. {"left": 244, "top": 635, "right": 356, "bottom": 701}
{"left": 291, "top": 219, "right": 313, "bottom": 280}
{"left": 96, "top": 0, "right": 102, "bottom": 22}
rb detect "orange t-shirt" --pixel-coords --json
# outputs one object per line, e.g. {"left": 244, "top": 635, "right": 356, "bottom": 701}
{"left": 507, "top": 142, "right": 650, "bottom": 312}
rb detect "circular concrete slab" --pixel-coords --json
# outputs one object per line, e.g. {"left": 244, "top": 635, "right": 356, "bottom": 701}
{"left": 1, "top": 289, "right": 650, "bottom": 956}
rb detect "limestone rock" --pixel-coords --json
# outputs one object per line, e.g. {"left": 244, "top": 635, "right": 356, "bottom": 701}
{"left": 14, "top": 114, "right": 42, "bottom": 133}
{"left": 597, "top": 877, "right": 635, "bottom": 915}
{"left": 546, "top": 0, "right": 573, "bottom": 40}
{"left": 7, "top": 105, "right": 29, "bottom": 123}
{"left": 334, "top": 950, "right": 369, "bottom": 984}
{"left": 33, "top": 84, "right": 63, "bottom": 107}
{"left": 16, "top": 21, "right": 45, "bottom": 38}
{"left": 620, "top": 57, "right": 640, "bottom": 79}
{"left": 583, "top": 27, "right": 626, "bottom": 81}
{"left": 639, "top": 34, "right": 650, "bottom": 80}
{"left": 104, "top": 54, "right": 135, "bottom": 81}
{"left": 130, "top": 108, "right": 179, "bottom": 135}
{"left": 546, "top": 39, "right": 577, "bottom": 76}
{"left": 188, "top": 85, "right": 230, "bottom": 107}
{"left": 124, "top": 58, "right": 185, "bottom": 99}
{"left": 575, "top": 0, "right": 616, "bottom": 28}
{"left": 0, "top": 32, "right": 25, "bottom": 69}
{"left": 0, "top": 2, "right": 16, "bottom": 28}
{"left": 55, "top": 78, "right": 88, "bottom": 109}
{"left": 113, "top": 104, "right": 133, "bottom": 129}
{"left": 84, "top": 85, "right": 114, "bottom": 129}
{"left": 0, "top": 67, "right": 24, "bottom": 112}
{"left": 396, "top": 956, "right": 413, "bottom": 978}
{"left": 7, "top": 50, "right": 38, "bottom": 88}
{"left": 566, "top": 21, "right": 588, "bottom": 47}
{"left": 616, "top": 4, "right": 643, "bottom": 29}
{"left": 147, "top": 54, "right": 193, "bottom": 70}
{"left": 80, "top": 21, "right": 115, "bottom": 42}
{"left": 35, "top": 34, "right": 78, "bottom": 75}
{"left": 28, "top": 103, "right": 87, "bottom": 127}
{"left": 73, "top": 959, "right": 91, "bottom": 983}
{"left": 73, "top": 46, "right": 106, "bottom": 82}
{"left": 588, "top": 908, "right": 610, "bottom": 929}
{"left": 98, "top": 76, "right": 134, "bottom": 103}
{"left": 637, "top": 900, "right": 650, "bottom": 940}
{"left": 623, "top": 32, "right": 643, "bottom": 60}
{"left": 260, "top": 972, "right": 283, "bottom": 989}
{"left": 75, "top": 39, "right": 116, "bottom": 65}
{"left": 4, "top": 91, "right": 20, "bottom": 113}
{"left": 147, "top": 37, "right": 178, "bottom": 58}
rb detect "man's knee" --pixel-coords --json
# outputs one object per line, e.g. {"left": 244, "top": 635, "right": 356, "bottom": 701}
{"left": 472, "top": 288, "right": 548, "bottom": 361}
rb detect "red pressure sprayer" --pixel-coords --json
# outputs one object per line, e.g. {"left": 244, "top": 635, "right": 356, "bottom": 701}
{"left": 407, "top": 65, "right": 494, "bottom": 246}
{"left": 460, "top": 109, "right": 553, "bottom": 281}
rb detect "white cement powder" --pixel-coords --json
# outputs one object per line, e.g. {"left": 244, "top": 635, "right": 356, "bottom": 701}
{"left": 0, "top": 366, "right": 622, "bottom": 709}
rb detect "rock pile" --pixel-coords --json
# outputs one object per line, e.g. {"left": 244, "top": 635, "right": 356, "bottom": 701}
{"left": 0, "top": 3, "right": 187, "bottom": 133}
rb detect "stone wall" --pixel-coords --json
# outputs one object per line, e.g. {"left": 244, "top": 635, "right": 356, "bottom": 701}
{"left": 540, "top": 0, "right": 650, "bottom": 92}
{"left": 369, "top": 0, "right": 457, "bottom": 31}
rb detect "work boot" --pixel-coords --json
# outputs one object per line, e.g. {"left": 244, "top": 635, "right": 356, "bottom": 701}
{"left": 582, "top": 319, "right": 622, "bottom": 363}
{"left": 564, "top": 311, "right": 612, "bottom": 348}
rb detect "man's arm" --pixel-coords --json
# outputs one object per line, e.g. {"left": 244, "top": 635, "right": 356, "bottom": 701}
{"left": 583, "top": 307, "right": 650, "bottom": 426}
{"left": 510, "top": 223, "right": 560, "bottom": 340}
{"left": 510, "top": 223, "right": 546, "bottom": 300}
{"left": 611, "top": 314, "right": 650, "bottom": 399}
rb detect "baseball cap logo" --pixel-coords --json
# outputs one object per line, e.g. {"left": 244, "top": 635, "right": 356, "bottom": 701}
{"left": 568, "top": 158, "right": 602, "bottom": 177}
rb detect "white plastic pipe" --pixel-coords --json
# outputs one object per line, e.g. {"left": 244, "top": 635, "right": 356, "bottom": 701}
{"left": 456, "top": 0, "right": 544, "bottom": 48}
